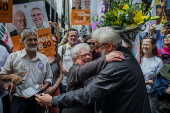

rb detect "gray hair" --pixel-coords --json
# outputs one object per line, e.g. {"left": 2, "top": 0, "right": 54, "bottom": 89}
{"left": 72, "top": 43, "right": 91, "bottom": 58}
{"left": 21, "top": 29, "right": 37, "bottom": 42}
{"left": 92, "top": 27, "right": 122, "bottom": 47}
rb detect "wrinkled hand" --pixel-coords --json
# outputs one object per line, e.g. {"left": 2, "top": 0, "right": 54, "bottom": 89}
{"left": 0, "top": 72, "right": 26, "bottom": 85}
{"left": 106, "top": 51, "right": 125, "bottom": 62}
{"left": 35, "top": 93, "right": 53, "bottom": 106}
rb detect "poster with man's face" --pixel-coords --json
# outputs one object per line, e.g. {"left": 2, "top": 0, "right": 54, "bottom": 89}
{"left": 72, "top": 0, "right": 82, "bottom": 9}
{"left": 71, "top": 0, "right": 91, "bottom": 37}
{"left": 7, "top": 1, "right": 49, "bottom": 36}
{"left": 82, "top": 0, "right": 90, "bottom": 9}
{"left": 6, "top": 1, "right": 56, "bottom": 57}
{"left": 72, "top": 0, "right": 90, "bottom": 9}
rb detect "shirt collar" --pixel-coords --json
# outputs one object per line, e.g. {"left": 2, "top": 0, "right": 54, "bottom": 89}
{"left": 20, "top": 49, "right": 27, "bottom": 58}
{"left": 66, "top": 43, "right": 72, "bottom": 48}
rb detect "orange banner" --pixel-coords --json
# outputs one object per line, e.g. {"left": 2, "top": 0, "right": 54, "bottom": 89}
{"left": 11, "top": 35, "right": 24, "bottom": 52}
{"left": 11, "top": 28, "right": 56, "bottom": 57}
{"left": 37, "top": 28, "right": 56, "bottom": 57}
{"left": 71, "top": 9, "right": 91, "bottom": 25}
{"left": 0, "top": 0, "right": 13, "bottom": 23}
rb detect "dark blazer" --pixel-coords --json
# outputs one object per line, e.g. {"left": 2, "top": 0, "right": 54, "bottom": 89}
{"left": 62, "top": 57, "right": 106, "bottom": 113}
{"left": 52, "top": 48, "right": 151, "bottom": 113}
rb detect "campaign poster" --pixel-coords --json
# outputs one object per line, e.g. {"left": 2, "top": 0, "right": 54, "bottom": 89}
{"left": 11, "top": 28, "right": 56, "bottom": 57}
{"left": 71, "top": 9, "right": 90, "bottom": 25}
{"left": 0, "top": 0, "right": 13, "bottom": 23}
{"left": 7, "top": 1, "right": 49, "bottom": 36}
{"left": 71, "top": 0, "right": 91, "bottom": 38}
{"left": 6, "top": 1, "right": 56, "bottom": 57}
{"left": 37, "top": 28, "right": 56, "bottom": 57}
{"left": 72, "top": 0, "right": 90, "bottom": 9}
{"left": 91, "top": 0, "right": 109, "bottom": 30}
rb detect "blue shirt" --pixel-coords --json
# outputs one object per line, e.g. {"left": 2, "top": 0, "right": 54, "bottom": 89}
{"left": 0, "top": 45, "right": 9, "bottom": 113}
{"left": 0, "top": 45, "right": 9, "bottom": 68}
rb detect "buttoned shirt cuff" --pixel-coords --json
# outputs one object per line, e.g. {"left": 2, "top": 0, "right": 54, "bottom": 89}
{"left": 52, "top": 96, "right": 59, "bottom": 107}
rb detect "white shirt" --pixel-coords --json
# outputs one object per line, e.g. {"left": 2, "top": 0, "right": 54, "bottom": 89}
{"left": 58, "top": 43, "right": 74, "bottom": 86}
{"left": 140, "top": 56, "right": 163, "bottom": 93}
{"left": 58, "top": 43, "right": 74, "bottom": 71}
{"left": 0, "top": 49, "right": 53, "bottom": 97}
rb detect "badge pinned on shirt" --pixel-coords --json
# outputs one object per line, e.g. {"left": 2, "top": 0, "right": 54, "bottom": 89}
{"left": 37, "top": 62, "right": 44, "bottom": 70}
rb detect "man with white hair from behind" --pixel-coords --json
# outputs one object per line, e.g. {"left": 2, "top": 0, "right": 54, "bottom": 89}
{"left": 36, "top": 27, "right": 151, "bottom": 113}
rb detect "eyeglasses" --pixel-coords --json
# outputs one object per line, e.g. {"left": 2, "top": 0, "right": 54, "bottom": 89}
{"left": 78, "top": 53, "right": 92, "bottom": 58}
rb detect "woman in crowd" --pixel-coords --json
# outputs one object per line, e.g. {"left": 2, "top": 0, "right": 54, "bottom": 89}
{"left": 140, "top": 37, "right": 163, "bottom": 113}
{"left": 158, "top": 36, "right": 170, "bottom": 64}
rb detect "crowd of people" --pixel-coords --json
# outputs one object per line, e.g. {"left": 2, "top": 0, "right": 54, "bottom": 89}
{"left": 0, "top": 1, "right": 170, "bottom": 112}
{"left": 0, "top": 23, "right": 170, "bottom": 113}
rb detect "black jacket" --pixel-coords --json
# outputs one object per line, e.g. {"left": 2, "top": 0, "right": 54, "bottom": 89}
{"left": 62, "top": 57, "right": 106, "bottom": 113}
{"left": 66, "top": 57, "right": 106, "bottom": 91}
{"left": 52, "top": 48, "right": 151, "bottom": 113}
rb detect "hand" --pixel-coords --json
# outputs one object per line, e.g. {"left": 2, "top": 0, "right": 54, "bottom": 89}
{"left": 3, "top": 82, "right": 16, "bottom": 93}
{"left": 0, "top": 72, "right": 26, "bottom": 85}
{"left": 46, "top": 86, "right": 57, "bottom": 95}
{"left": 165, "top": 87, "right": 170, "bottom": 94}
{"left": 39, "top": 83, "right": 50, "bottom": 91}
{"left": 106, "top": 51, "right": 125, "bottom": 62}
{"left": 35, "top": 93, "right": 53, "bottom": 106}
{"left": 10, "top": 74, "right": 23, "bottom": 85}
{"left": 61, "top": 64, "right": 69, "bottom": 74}
{"left": 145, "top": 80, "right": 154, "bottom": 85}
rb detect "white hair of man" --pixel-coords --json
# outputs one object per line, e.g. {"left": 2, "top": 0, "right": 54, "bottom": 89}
{"left": 72, "top": 43, "right": 91, "bottom": 59}
{"left": 92, "top": 27, "right": 122, "bottom": 47}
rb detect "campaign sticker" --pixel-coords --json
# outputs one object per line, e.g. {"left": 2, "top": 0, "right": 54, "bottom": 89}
{"left": 37, "top": 62, "right": 44, "bottom": 70}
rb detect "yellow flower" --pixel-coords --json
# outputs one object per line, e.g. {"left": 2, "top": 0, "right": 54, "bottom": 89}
{"left": 133, "top": 11, "right": 148, "bottom": 25}
{"left": 122, "top": 4, "right": 129, "bottom": 10}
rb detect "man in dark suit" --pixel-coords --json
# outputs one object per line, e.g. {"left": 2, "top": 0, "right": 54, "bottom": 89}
{"left": 36, "top": 27, "right": 151, "bottom": 113}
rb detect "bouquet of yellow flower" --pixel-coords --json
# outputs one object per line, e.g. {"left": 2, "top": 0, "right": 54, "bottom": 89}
{"left": 99, "top": 0, "right": 159, "bottom": 30}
